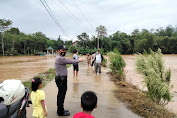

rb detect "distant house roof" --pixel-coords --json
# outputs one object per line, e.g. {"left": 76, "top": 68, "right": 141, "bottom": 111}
{"left": 46, "top": 46, "right": 53, "bottom": 50}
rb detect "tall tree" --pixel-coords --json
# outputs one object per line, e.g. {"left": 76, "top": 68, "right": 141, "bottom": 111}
{"left": 77, "top": 32, "right": 89, "bottom": 48}
{"left": 96, "top": 25, "right": 107, "bottom": 49}
{"left": 0, "top": 19, "right": 12, "bottom": 56}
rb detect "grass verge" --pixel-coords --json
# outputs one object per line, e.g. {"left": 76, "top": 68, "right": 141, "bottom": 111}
{"left": 108, "top": 74, "right": 177, "bottom": 118}
{"left": 23, "top": 64, "right": 71, "bottom": 92}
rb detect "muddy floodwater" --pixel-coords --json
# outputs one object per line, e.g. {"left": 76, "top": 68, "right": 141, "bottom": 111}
{"left": 0, "top": 55, "right": 177, "bottom": 116}
{"left": 122, "top": 54, "right": 177, "bottom": 114}
{"left": 0, "top": 55, "right": 56, "bottom": 81}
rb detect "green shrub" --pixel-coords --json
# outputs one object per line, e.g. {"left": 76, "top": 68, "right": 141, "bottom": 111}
{"left": 101, "top": 57, "right": 107, "bottom": 67}
{"left": 135, "top": 48, "right": 172, "bottom": 105}
{"left": 108, "top": 48, "right": 126, "bottom": 80}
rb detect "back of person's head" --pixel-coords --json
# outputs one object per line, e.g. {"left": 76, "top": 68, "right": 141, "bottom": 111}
{"left": 31, "top": 77, "right": 42, "bottom": 92}
{"left": 81, "top": 91, "right": 97, "bottom": 111}
{"left": 73, "top": 50, "right": 77, "bottom": 54}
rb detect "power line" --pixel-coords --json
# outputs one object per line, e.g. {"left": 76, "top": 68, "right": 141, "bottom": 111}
{"left": 43, "top": 0, "right": 65, "bottom": 31}
{"left": 57, "top": 0, "right": 82, "bottom": 24}
{"left": 71, "top": 0, "right": 95, "bottom": 30}
{"left": 40, "top": 0, "right": 69, "bottom": 37}
{"left": 53, "top": 0, "right": 93, "bottom": 34}
{"left": 54, "top": 0, "right": 83, "bottom": 26}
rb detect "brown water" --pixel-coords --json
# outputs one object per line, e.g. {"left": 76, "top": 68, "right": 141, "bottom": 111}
{"left": 0, "top": 55, "right": 56, "bottom": 81}
{"left": 1, "top": 55, "right": 176, "bottom": 116}
{"left": 122, "top": 55, "right": 177, "bottom": 114}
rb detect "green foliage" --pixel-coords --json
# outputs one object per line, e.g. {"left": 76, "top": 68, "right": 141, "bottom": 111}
{"left": 135, "top": 49, "right": 172, "bottom": 104}
{"left": 101, "top": 56, "right": 107, "bottom": 67}
{"left": 1, "top": 20, "right": 177, "bottom": 56}
{"left": 108, "top": 48, "right": 126, "bottom": 80}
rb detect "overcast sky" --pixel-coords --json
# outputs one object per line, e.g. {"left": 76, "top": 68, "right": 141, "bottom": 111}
{"left": 0, "top": 0, "right": 177, "bottom": 41}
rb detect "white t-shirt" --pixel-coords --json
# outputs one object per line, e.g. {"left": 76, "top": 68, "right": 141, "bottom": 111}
{"left": 73, "top": 54, "right": 79, "bottom": 65}
{"left": 95, "top": 54, "right": 101, "bottom": 63}
{"left": 73, "top": 54, "right": 79, "bottom": 60}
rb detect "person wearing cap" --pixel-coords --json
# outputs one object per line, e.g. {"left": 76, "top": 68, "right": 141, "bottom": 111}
{"left": 55, "top": 44, "right": 83, "bottom": 116}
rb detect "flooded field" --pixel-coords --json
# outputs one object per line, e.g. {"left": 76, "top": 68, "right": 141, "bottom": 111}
{"left": 0, "top": 54, "right": 176, "bottom": 115}
{"left": 0, "top": 55, "right": 56, "bottom": 82}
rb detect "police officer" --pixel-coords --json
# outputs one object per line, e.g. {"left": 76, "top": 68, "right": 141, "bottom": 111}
{"left": 55, "top": 44, "right": 83, "bottom": 116}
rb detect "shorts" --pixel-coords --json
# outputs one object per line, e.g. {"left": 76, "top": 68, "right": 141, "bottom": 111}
{"left": 73, "top": 65, "right": 79, "bottom": 71}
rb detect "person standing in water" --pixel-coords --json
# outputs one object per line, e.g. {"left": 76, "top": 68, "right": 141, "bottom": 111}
{"left": 87, "top": 54, "right": 91, "bottom": 67}
{"left": 55, "top": 44, "right": 83, "bottom": 116}
{"left": 94, "top": 50, "right": 103, "bottom": 74}
{"left": 73, "top": 50, "right": 79, "bottom": 77}
{"left": 91, "top": 52, "right": 96, "bottom": 67}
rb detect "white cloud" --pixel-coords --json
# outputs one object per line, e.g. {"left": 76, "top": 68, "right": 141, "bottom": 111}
{"left": 0, "top": 0, "right": 177, "bottom": 41}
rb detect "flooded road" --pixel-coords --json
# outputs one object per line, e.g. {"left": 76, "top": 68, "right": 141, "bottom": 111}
{"left": 122, "top": 54, "right": 177, "bottom": 114}
{"left": 1, "top": 55, "right": 176, "bottom": 116}
{"left": 27, "top": 58, "right": 141, "bottom": 118}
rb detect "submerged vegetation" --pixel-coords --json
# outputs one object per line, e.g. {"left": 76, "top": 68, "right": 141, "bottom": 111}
{"left": 136, "top": 49, "right": 172, "bottom": 105}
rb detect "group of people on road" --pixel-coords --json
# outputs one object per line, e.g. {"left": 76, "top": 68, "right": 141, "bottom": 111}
{"left": 74, "top": 50, "right": 104, "bottom": 77}
{"left": 31, "top": 44, "right": 101, "bottom": 118}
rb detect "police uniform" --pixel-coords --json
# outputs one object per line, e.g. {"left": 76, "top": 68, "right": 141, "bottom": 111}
{"left": 55, "top": 45, "right": 79, "bottom": 116}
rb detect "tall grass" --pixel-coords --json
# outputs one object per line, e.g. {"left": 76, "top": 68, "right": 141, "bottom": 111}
{"left": 108, "top": 49, "right": 126, "bottom": 81}
{"left": 135, "top": 49, "right": 172, "bottom": 105}
{"left": 101, "top": 57, "right": 107, "bottom": 67}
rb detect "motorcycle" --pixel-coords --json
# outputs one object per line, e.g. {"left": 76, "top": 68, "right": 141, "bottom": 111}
{"left": 0, "top": 80, "right": 31, "bottom": 118}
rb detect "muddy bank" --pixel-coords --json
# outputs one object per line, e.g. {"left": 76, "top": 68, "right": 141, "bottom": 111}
{"left": 122, "top": 54, "right": 177, "bottom": 114}
{"left": 109, "top": 75, "right": 176, "bottom": 118}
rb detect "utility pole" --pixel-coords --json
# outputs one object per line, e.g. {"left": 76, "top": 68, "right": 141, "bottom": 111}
{"left": 97, "top": 31, "right": 100, "bottom": 50}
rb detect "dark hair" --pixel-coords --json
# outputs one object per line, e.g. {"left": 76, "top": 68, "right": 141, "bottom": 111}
{"left": 81, "top": 91, "right": 97, "bottom": 111}
{"left": 31, "top": 78, "right": 42, "bottom": 91}
{"left": 73, "top": 50, "right": 77, "bottom": 54}
{"left": 97, "top": 50, "right": 99, "bottom": 52}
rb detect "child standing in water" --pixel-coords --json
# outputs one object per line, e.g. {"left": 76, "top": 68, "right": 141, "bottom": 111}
{"left": 73, "top": 50, "right": 79, "bottom": 77}
{"left": 31, "top": 77, "right": 47, "bottom": 118}
{"left": 73, "top": 91, "right": 97, "bottom": 118}
{"left": 87, "top": 54, "right": 91, "bottom": 67}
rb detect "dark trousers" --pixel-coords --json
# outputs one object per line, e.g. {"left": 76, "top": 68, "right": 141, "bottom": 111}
{"left": 91, "top": 61, "right": 95, "bottom": 66}
{"left": 95, "top": 63, "right": 101, "bottom": 73}
{"left": 55, "top": 76, "right": 67, "bottom": 113}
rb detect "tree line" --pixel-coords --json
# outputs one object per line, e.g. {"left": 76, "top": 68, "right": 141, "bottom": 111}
{"left": 69, "top": 25, "right": 177, "bottom": 55}
{"left": 1, "top": 19, "right": 177, "bottom": 56}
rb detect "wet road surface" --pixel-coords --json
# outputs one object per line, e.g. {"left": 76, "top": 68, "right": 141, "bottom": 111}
{"left": 27, "top": 59, "right": 141, "bottom": 118}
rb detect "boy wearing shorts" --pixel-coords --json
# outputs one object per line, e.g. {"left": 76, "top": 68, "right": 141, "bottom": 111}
{"left": 73, "top": 50, "right": 79, "bottom": 77}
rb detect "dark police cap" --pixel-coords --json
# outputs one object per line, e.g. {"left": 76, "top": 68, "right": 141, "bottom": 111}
{"left": 58, "top": 44, "right": 68, "bottom": 50}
